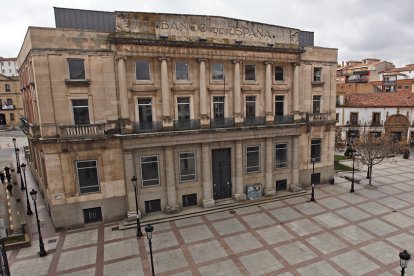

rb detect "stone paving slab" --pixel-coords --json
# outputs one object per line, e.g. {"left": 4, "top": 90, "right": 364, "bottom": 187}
{"left": 7, "top": 155, "right": 414, "bottom": 275}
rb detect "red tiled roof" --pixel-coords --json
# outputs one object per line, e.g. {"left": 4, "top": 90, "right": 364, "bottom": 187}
{"left": 382, "top": 65, "right": 414, "bottom": 74}
{"left": 346, "top": 92, "right": 414, "bottom": 107}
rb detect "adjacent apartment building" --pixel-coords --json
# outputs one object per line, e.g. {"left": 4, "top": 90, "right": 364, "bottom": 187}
{"left": 0, "top": 73, "right": 23, "bottom": 128}
{"left": 17, "top": 8, "right": 337, "bottom": 228}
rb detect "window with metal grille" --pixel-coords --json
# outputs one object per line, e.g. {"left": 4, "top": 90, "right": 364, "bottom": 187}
{"left": 276, "top": 179, "right": 287, "bottom": 191}
{"left": 182, "top": 194, "right": 197, "bottom": 207}
{"left": 83, "top": 207, "right": 102, "bottom": 223}
{"left": 145, "top": 199, "right": 161, "bottom": 213}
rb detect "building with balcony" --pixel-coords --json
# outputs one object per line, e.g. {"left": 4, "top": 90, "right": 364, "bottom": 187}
{"left": 376, "top": 64, "right": 414, "bottom": 93}
{"left": 17, "top": 8, "right": 337, "bottom": 228}
{"left": 336, "top": 92, "right": 414, "bottom": 144}
{"left": 0, "top": 74, "right": 23, "bottom": 127}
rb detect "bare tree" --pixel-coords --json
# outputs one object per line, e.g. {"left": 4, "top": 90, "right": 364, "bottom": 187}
{"left": 335, "top": 127, "right": 346, "bottom": 152}
{"left": 353, "top": 132, "right": 404, "bottom": 186}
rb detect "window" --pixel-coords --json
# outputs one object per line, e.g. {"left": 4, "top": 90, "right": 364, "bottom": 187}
{"left": 76, "top": 160, "right": 100, "bottom": 194}
{"left": 5, "top": 84, "right": 10, "bottom": 92}
{"left": 276, "top": 179, "right": 287, "bottom": 191}
{"left": 72, "top": 99, "right": 90, "bottom": 124}
{"left": 336, "top": 96, "right": 340, "bottom": 106}
{"left": 179, "top": 152, "right": 196, "bottom": 181}
{"left": 350, "top": 112, "right": 358, "bottom": 126}
{"left": 138, "top": 98, "right": 153, "bottom": 128}
{"left": 145, "top": 199, "right": 161, "bottom": 213}
{"left": 405, "top": 85, "right": 410, "bottom": 90}
{"left": 83, "top": 207, "right": 102, "bottom": 223}
{"left": 275, "top": 144, "right": 288, "bottom": 168}
{"left": 275, "top": 96, "right": 284, "bottom": 116}
{"left": 246, "top": 146, "right": 260, "bottom": 173}
{"left": 274, "top": 66, "right": 284, "bottom": 81}
{"left": 245, "top": 96, "right": 256, "bottom": 117}
{"left": 6, "top": 99, "right": 13, "bottom": 106}
{"left": 10, "top": 113, "right": 14, "bottom": 121}
{"left": 397, "top": 85, "right": 402, "bottom": 90}
{"left": 313, "top": 67, "right": 322, "bottom": 82}
{"left": 335, "top": 113, "right": 339, "bottom": 122}
{"left": 311, "top": 139, "right": 321, "bottom": 162}
{"left": 372, "top": 112, "right": 381, "bottom": 126}
{"left": 182, "top": 194, "right": 197, "bottom": 207}
{"left": 140, "top": 156, "right": 160, "bottom": 186}
{"left": 68, "top": 59, "right": 85, "bottom": 80}
{"left": 213, "top": 96, "right": 225, "bottom": 118}
{"left": 245, "top": 64, "right": 256, "bottom": 81}
{"left": 312, "top": 95, "right": 321, "bottom": 114}
{"left": 136, "top": 61, "right": 150, "bottom": 80}
{"left": 391, "top": 132, "right": 402, "bottom": 141}
{"left": 176, "top": 62, "right": 189, "bottom": 80}
{"left": 212, "top": 63, "right": 224, "bottom": 80}
{"left": 177, "top": 97, "right": 190, "bottom": 120}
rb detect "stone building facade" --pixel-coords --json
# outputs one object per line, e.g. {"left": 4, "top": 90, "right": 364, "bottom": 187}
{"left": 0, "top": 74, "right": 23, "bottom": 127}
{"left": 17, "top": 10, "right": 337, "bottom": 228}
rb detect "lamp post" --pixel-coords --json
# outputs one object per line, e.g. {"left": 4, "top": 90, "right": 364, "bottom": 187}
{"left": 350, "top": 143, "right": 355, "bottom": 193}
{"left": 145, "top": 224, "right": 155, "bottom": 276}
{"left": 12, "top": 138, "right": 21, "bottom": 174}
{"left": 131, "top": 176, "right": 142, "bottom": 238}
{"left": 310, "top": 157, "right": 316, "bottom": 202}
{"left": 399, "top": 250, "right": 411, "bottom": 276}
{"left": 0, "top": 231, "right": 10, "bottom": 276}
{"left": 346, "top": 121, "right": 350, "bottom": 145}
{"left": 29, "top": 189, "right": 47, "bottom": 257}
{"left": 20, "top": 163, "right": 33, "bottom": 215}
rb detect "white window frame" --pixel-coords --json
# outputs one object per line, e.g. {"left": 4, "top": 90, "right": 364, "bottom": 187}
{"left": 76, "top": 160, "right": 100, "bottom": 195}
{"left": 175, "top": 96, "right": 194, "bottom": 120}
{"left": 179, "top": 152, "right": 197, "bottom": 182}
{"left": 140, "top": 155, "right": 160, "bottom": 187}
{"left": 246, "top": 145, "right": 260, "bottom": 173}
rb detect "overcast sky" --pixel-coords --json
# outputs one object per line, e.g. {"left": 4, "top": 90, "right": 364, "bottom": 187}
{"left": 1, "top": 0, "right": 413, "bottom": 66}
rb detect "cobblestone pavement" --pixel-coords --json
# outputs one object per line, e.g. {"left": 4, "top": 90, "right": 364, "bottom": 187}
{"left": 6, "top": 155, "right": 414, "bottom": 276}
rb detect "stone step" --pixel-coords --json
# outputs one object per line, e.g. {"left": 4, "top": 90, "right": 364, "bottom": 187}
{"left": 119, "top": 189, "right": 308, "bottom": 230}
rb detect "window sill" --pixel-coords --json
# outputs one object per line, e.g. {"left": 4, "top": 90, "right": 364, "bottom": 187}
{"left": 65, "top": 79, "right": 91, "bottom": 86}
{"left": 311, "top": 81, "right": 325, "bottom": 86}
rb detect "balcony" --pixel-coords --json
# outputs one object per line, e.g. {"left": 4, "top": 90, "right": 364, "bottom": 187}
{"left": 58, "top": 124, "right": 105, "bottom": 138}
{"left": 0, "top": 105, "right": 15, "bottom": 110}
{"left": 210, "top": 117, "right": 235, "bottom": 128}
{"left": 244, "top": 116, "right": 266, "bottom": 126}
{"left": 307, "top": 113, "right": 330, "bottom": 122}
{"left": 274, "top": 115, "right": 294, "bottom": 125}
{"left": 173, "top": 119, "right": 200, "bottom": 130}
{"left": 19, "top": 117, "right": 40, "bottom": 138}
{"left": 369, "top": 120, "right": 383, "bottom": 127}
{"left": 133, "top": 121, "right": 163, "bottom": 133}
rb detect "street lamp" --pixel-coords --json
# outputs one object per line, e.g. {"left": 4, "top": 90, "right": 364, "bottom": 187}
{"left": 400, "top": 249, "right": 411, "bottom": 276}
{"left": 145, "top": 224, "right": 155, "bottom": 276}
{"left": 20, "top": 163, "right": 33, "bottom": 215}
{"left": 131, "top": 176, "right": 142, "bottom": 238}
{"left": 29, "top": 189, "right": 47, "bottom": 257}
{"left": 0, "top": 229, "right": 10, "bottom": 276}
{"left": 310, "top": 157, "right": 316, "bottom": 202}
{"left": 350, "top": 143, "right": 356, "bottom": 193}
{"left": 346, "top": 121, "right": 350, "bottom": 145}
{"left": 12, "top": 138, "right": 21, "bottom": 174}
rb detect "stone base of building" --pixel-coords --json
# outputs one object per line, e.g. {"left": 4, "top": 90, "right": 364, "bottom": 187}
{"left": 289, "top": 184, "right": 303, "bottom": 192}
{"left": 166, "top": 203, "right": 181, "bottom": 214}
{"left": 202, "top": 198, "right": 215, "bottom": 208}
{"left": 234, "top": 193, "right": 247, "bottom": 201}
{"left": 265, "top": 188, "right": 276, "bottom": 196}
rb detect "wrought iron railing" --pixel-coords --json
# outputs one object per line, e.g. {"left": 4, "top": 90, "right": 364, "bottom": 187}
{"left": 307, "top": 113, "right": 330, "bottom": 122}
{"left": 210, "top": 117, "right": 235, "bottom": 128}
{"left": 173, "top": 119, "right": 200, "bottom": 130}
{"left": 274, "top": 115, "right": 294, "bottom": 124}
{"left": 19, "top": 117, "right": 40, "bottom": 138}
{"left": 133, "top": 121, "right": 163, "bottom": 133}
{"left": 244, "top": 116, "right": 266, "bottom": 126}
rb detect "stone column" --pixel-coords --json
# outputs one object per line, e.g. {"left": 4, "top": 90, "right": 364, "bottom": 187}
{"left": 198, "top": 58, "right": 210, "bottom": 127}
{"left": 165, "top": 147, "right": 180, "bottom": 213}
{"left": 265, "top": 61, "right": 273, "bottom": 123}
{"left": 117, "top": 57, "right": 131, "bottom": 131}
{"left": 293, "top": 63, "right": 301, "bottom": 121}
{"left": 235, "top": 141, "right": 246, "bottom": 201}
{"left": 265, "top": 138, "right": 276, "bottom": 196}
{"left": 124, "top": 151, "right": 136, "bottom": 212}
{"left": 202, "top": 143, "right": 215, "bottom": 207}
{"left": 233, "top": 60, "right": 243, "bottom": 125}
{"left": 291, "top": 135, "right": 301, "bottom": 191}
{"left": 159, "top": 57, "right": 173, "bottom": 128}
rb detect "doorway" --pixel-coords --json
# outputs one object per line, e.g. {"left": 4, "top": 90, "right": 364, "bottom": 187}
{"left": 212, "top": 148, "right": 232, "bottom": 200}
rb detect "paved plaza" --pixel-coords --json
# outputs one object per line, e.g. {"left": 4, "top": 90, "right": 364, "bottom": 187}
{"left": 4, "top": 154, "right": 414, "bottom": 275}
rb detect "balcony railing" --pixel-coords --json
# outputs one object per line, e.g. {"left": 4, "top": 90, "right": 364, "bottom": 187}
{"left": 0, "top": 105, "right": 15, "bottom": 110}
{"left": 211, "top": 117, "right": 235, "bottom": 128}
{"left": 244, "top": 116, "right": 266, "bottom": 126}
{"left": 307, "top": 113, "right": 331, "bottom": 122}
{"left": 274, "top": 115, "right": 294, "bottom": 124}
{"left": 58, "top": 124, "right": 105, "bottom": 138}
{"left": 369, "top": 120, "right": 383, "bottom": 127}
{"left": 133, "top": 121, "right": 163, "bottom": 133}
{"left": 20, "top": 117, "right": 40, "bottom": 138}
{"left": 173, "top": 119, "right": 200, "bottom": 130}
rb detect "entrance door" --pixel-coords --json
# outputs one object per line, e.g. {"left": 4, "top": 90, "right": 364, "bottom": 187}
{"left": 0, "top": 114, "right": 6, "bottom": 125}
{"left": 212, "top": 148, "right": 232, "bottom": 200}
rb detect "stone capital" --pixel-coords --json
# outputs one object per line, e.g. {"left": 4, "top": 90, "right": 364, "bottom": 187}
{"left": 196, "top": 58, "right": 207, "bottom": 63}
{"left": 158, "top": 56, "right": 170, "bottom": 62}
{"left": 264, "top": 60, "right": 273, "bottom": 65}
{"left": 232, "top": 59, "right": 242, "bottom": 64}
{"left": 115, "top": 55, "right": 127, "bottom": 61}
